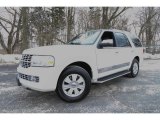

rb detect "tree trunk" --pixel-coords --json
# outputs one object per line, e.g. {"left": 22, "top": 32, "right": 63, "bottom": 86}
{"left": 21, "top": 7, "right": 29, "bottom": 52}
{"left": 66, "top": 7, "right": 74, "bottom": 42}
{"left": 101, "top": 7, "right": 109, "bottom": 29}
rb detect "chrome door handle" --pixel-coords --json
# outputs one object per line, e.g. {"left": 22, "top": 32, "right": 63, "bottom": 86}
{"left": 115, "top": 51, "right": 119, "bottom": 53}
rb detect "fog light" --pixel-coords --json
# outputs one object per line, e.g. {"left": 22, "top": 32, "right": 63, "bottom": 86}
{"left": 18, "top": 73, "right": 39, "bottom": 83}
{"left": 31, "top": 76, "right": 39, "bottom": 82}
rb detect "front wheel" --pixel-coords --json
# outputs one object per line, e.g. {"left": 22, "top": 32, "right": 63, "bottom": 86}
{"left": 127, "top": 59, "right": 139, "bottom": 78}
{"left": 56, "top": 66, "right": 91, "bottom": 102}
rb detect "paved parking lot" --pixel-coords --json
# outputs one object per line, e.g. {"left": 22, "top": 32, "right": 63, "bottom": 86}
{"left": 0, "top": 60, "right": 160, "bottom": 113}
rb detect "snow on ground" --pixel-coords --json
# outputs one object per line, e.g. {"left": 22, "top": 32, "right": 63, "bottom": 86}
{"left": 143, "top": 53, "right": 160, "bottom": 60}
{"left": 0, "top": 54, "right": 21, "bottom": 64}
{"left": 141, "top": 59, "right": 160, "bottom": 71}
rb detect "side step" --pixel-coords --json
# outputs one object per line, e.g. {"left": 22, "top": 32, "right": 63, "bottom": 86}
{"left": 97, "top": 70, "right": 130, "bottom": 83}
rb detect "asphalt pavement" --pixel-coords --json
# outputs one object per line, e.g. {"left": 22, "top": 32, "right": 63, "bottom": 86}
{"left": 0, "top": 60, "right": 160, "bottom": 113}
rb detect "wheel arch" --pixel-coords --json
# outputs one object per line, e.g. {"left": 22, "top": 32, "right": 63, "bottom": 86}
{"left": 134, "top": 56, "right": 140, "bottom": 62}
{"left": 59, "top": 61, "right": 93, "bottom": 79}
{"left": 129, "top": 56, "right": 140, "bottom": 70}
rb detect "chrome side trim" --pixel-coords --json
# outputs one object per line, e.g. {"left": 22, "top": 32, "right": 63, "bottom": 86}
{"left": 98, "top": 62, "right": 130, "bottom": 74}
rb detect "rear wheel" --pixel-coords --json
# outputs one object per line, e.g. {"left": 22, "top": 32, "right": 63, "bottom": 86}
{"left": 127, "top": 59, "right": 139, "bottom": 78}
{"left": 56, "top": 66, "right": 91, "bottom": 102}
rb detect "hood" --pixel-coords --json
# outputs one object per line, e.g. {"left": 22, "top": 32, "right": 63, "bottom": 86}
{"left": 23, "top": 45, "right": 94, "bottom": 55}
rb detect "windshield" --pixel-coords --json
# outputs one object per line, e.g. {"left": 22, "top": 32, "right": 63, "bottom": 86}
{"left": 68, "top": 30, "right": 101, "bottom": 45}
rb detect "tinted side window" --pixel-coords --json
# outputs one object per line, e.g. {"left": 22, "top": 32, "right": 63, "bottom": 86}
{"left": 129, "top": 33, "right": 142, "bottom": 47}
{"left": 100, "top": 31, "right": 115, "bottom": 47}
{"left": 114, "top": 32, "right": 131, "bottom": 47}
{"left": 132, "top": 38, "right": 142, "bottom": 47}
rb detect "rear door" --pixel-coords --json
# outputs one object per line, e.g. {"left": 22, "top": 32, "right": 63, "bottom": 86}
{"left": 113, "top": 32, "right": 133, "bottom": 71}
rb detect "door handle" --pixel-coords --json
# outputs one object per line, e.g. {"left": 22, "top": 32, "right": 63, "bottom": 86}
{"left": 115, "top": 51, "right": 119, "bottom": 53}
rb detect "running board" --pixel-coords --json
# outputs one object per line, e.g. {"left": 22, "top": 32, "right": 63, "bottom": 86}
{"left": 97, "top": 70, "right": 130, "bottom": 83}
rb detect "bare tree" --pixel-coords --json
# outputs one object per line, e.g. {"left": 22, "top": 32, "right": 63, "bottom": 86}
{"left": 111, "top": 15, "right": 131, "bottom": 31}
{"left": 76, "top": 7, "right": 129, "bottom": 34}
{"left": 136, "top": 7, "right": 157, "bottom": 47}
{"left": 0, "top": 7, "right": 21, "bottom": 54}
{"left": 66, "top": 7, "right": 75, "bottom": 42}
{"left": 89, "top": 7, "right": 101, "bottom": 30}
{"left": 76, "top": 8, "right": 90, "bottom": 34}
{"left": 101, "top": 7, "right": 129, "bottom": 29}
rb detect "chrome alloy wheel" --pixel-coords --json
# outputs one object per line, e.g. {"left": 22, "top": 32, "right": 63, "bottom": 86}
{"left": 62, "top": 74, "right": 85, "bottom": 97}
{"left": 133, "top": 62, "right": 139, "bottom": 75}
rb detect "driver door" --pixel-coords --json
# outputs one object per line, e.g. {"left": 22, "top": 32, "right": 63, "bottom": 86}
{"left": 96, "top": 31, "right": 122, "bottom": 78}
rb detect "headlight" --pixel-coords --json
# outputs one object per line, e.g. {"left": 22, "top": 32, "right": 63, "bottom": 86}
{"left": 31, "top": 55, "right": 55, "bottom": 67}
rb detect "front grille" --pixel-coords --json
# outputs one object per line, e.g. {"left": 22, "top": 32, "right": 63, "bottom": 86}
{"left": 21, "top": 54, "right": 32, "bottom": 68}
{"left": 18, "top": 73, "right": 39, "bottom": 82}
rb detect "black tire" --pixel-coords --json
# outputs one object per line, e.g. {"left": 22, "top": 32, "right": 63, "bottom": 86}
{"left": 127, "top": 59, "right": 139, "bottom": 78}
{"left": 56, "top": 66, "right": 91, "bottom": 102}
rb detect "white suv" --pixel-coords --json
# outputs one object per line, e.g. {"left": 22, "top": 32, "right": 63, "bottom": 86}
{"left": 17, "top": 29, "right": 143, "bottom": 102}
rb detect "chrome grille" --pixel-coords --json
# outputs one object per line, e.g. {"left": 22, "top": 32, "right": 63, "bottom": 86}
{"left": 18, "top": 73, "right": 39, "bottom": 82}
{"left": 21, "top": 54, "right": 32, "bottom": 68}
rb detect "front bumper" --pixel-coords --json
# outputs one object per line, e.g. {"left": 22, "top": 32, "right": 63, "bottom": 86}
{"left": 17, "top": 65, "right": 60, "bottom": 92}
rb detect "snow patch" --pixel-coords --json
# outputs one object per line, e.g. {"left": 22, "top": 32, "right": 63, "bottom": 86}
{"left": 0, "top": 86, "right": 19, "bottom": 94}
{"left": 0, "top": 72, "right": 9, "bottom": 76}
{"left": 143, "top": 53, "right": 160, "bottom": 60}
{"left": 145, "top": 85, "right": 160, "bottom": 95}
{"left": 0, "top": 54, "right": 21, "bottom": 64}
{"left": 122, "top": 86, "right": 140, "bottom": 92}
{"left": 141, "top": 59, "right": 160, "bottom": 70}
